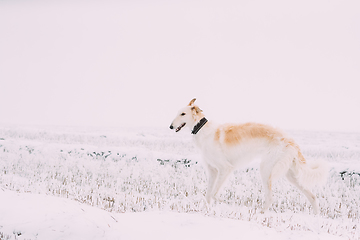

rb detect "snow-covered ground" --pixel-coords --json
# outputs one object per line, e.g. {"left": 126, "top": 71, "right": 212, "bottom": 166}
{"left": 0, "top": 125, "right": 359, "bottom": 239}
{"left": 0, "top": 189, "right": 344, "bottom": 240}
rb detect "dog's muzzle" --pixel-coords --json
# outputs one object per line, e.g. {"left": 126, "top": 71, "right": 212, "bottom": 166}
{"left": 170, "top": 123, "right": 186, "bottom": 132}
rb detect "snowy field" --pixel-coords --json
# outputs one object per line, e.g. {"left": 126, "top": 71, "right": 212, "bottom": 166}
{"left": 0, "top": 125, "right": 359, "bottom": 239}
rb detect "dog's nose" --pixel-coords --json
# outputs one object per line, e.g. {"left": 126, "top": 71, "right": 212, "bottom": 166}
{"left": 169, "top": 125, "right": 174, "bottom": 129}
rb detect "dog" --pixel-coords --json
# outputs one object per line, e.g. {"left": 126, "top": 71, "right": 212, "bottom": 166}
{"left": 170, "top": 98, "right": 328, "bottom": 214}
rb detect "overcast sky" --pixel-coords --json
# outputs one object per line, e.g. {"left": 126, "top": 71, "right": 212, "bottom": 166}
{"left": 0, "top": 0, "right": 359, "bottom": 132}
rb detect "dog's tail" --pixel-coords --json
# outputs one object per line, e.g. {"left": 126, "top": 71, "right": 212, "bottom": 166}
{"left": 291, "top": 150, "right": 329, "bottom": 189}
{"left": 269, "top": 138, "right": 329, "bottom": 189}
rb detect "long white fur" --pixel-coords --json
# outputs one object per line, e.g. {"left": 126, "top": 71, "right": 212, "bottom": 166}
{"left": 170, "top": 98, "right": 329, "bottom": 214}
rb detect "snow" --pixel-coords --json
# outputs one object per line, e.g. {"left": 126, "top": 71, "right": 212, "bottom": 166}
{"left": 0, "top": 125, "right": 359, "bottom": 239}
{"left": 0, "top": 189, "right": 343, "bottom": 240}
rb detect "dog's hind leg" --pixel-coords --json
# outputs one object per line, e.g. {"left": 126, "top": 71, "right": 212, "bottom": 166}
{"left": 260, "top": 158, "right": 275, "bottom": 213}
{"left": 260, "top": 172, "right": 273, "bottom": 213}
{"left": 205, "top": 164, "right": 218, "bottom": 203}
{"left": 260, "top": 154, "right": 292, "bottom": 213}
{"left": 286, "top": 169, "right": 319, "bottom": 214}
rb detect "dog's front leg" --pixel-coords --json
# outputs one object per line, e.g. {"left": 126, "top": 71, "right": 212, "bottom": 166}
{"left": 205, "top": 163, "right": 218, "bottom": 203}
{"left": 212, "top": 166, "right": 233, "bottom": 199}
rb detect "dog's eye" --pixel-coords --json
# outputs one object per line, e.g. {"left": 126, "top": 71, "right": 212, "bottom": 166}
{"left": 181, "top": 113, "right": 186, "bottom": 116}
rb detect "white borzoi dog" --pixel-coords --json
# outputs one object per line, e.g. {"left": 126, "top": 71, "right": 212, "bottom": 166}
{"left": 170, "top": 98, "right": 328, "bottom": 214}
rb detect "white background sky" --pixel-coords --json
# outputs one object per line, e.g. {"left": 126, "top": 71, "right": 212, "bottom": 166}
{"left": 0, "top": 0, "right": 359, "bottom": 132}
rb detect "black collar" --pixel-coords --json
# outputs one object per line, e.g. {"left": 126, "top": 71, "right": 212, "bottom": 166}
{"left": 191, "top": 117, "right": 208, "bottom": 134}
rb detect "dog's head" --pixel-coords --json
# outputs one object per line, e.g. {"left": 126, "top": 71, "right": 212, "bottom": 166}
{"left": 169, "top": 98, "right": 204, "bottom": 133}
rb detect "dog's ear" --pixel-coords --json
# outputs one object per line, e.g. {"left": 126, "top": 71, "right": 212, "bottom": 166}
{"left": 191, "top": 106, "right": 202, "bottom": 113}
{"left": 188, "top": 98, "right": 196, "bottom": 106}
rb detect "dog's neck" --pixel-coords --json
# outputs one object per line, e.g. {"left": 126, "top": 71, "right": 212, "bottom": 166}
{"left": 191, "top": 117, "right": 208, "bottom": 134}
